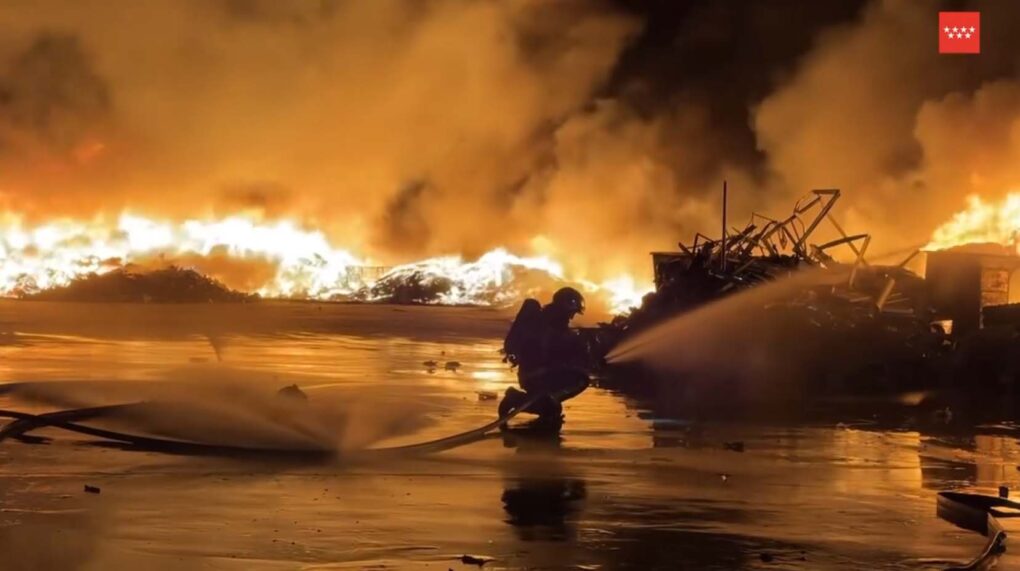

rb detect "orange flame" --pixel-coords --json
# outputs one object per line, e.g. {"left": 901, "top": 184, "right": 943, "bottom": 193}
{"left": 927, "top": 193, "right": 1020, "bottom": 253}
{"left": 0, "top": 212, "right": 651, "bottom": 314}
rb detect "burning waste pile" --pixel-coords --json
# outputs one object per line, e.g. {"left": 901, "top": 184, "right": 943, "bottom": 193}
{"left": 0, "top": 213, "right": 646, "bottom": 311}
{"left": 0, "top": 213, "right": 365, "bottom": 300}
{"left": 588, "top": 188, "right": 975, "bottom": 403}
{"left": 25, "top": 266, "right": 255, "bottom": 303}
{"left": 579, "top": 187, "right": 1020, "bottom": 408}
{"left": 613, "top": 189, "right": 928, "bottom": 332}
{"left": 359, "top": 250, "right": 570, "bottom": 306}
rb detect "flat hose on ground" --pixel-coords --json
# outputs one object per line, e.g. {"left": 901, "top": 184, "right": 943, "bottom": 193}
{"left": 937, "top": 491, "right": 1014, "bottom": 571}
{"left": 0, "top": 404, "right": 332, "bottom": 458}
{"left": 0, "top": 391, "right": 556, "bottom": 458}
{"left": 0, "top": 403, "right": 139, "bottom": 441}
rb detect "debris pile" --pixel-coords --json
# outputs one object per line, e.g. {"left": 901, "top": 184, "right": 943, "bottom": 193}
{"left": 24, "top": 266, "right": 256, "bottom": 303}
{"left": 619, "top": 189, "right": 927, "bottom": 331}
{"left": 359, "top": 257, "right": 564, "bottom": 306}
{"left": 589, "top": 189, "right": 945, "bottom": 395}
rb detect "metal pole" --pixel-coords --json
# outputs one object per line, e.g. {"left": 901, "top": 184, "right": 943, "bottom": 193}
{"left": 721, "top": 181, "right": 728, "bottom": 272}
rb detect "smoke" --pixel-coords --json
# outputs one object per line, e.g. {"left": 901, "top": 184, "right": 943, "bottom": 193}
{"left": 754, "top": 0, "right": 1020, "bottom": 252}
{"left": 3, "top": 0, "right": 1020, "bottom": 287}
{"left": 514, "top": 101, "right": 712, "bottom": 280}
{"left": 0, "top": 33, "right": 110, "bottom": 153}
{"left": 0, "top": 0, "right": 642, "bottom": 273}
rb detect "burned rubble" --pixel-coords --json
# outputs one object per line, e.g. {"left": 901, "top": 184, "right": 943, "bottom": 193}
{"left": 584, "top": 188, "right": 1020, "bottom": 404}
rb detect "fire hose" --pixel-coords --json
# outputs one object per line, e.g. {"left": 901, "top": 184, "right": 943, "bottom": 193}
{"left": 0, "top": 390, "right": 558, "bottom": 458}
{"left": 937, "top": 491, "right": 1014, "bottom": 570}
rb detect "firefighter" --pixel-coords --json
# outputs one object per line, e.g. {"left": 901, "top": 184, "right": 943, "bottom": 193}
{"left": 499, "top": 287, "right": 590, "bottom": 427}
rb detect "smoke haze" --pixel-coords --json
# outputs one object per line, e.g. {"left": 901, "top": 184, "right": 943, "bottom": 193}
{"left": 2, "top": 0, "right": 1020, "bottom": 283}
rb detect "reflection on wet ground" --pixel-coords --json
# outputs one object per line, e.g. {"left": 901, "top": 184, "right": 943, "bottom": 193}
{"left": 0, "top": 302, "right": 1017, "bottom": 569}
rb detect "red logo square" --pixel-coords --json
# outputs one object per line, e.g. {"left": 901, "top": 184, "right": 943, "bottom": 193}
{"left": 939, "top": 12, "right": 980, "bottom": 54}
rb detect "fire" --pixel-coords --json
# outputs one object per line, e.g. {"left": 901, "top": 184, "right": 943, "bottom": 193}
{"left": 580, "top": 275, "right": 652, "bottom": 315}
{"left": 0, "top": 212, "right": 650, "bottom": 314}
{"left": 0, "top": 212, "right": 365, "bottom": 298}
{"left": 367, "top": 249, "right": 566, "bottom": 306}
{"left": 927, "top": 193, "right": 1020, "bottom": 252}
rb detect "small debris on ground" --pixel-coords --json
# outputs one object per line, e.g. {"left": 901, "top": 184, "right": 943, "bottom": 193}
{"left": 759, "top": 552, "right": 774, "bottom": 563}
{"left": 445, "top": 361, "right": 461, "bottom": 371}
{"left": 423, "top": 360, "right": 439, "bottom": 368}
{"left": 477, "top": 391, "right": 498, "bottom": 401}
{"left": 1000, "top": 485, "right": 1010, "bottom": 498}
{"left": 460, "top": 554, "right": 493, "bottom": 567}
{"left": 277, "top": 384, "right": 308, "bottom": 401}
{"left": 719, "top": 473, "right": 730, "bottom": 482}
{"left": 84, "top": 485, "right": 101, "bottom": 494}
{"left": 723, "top": 441, "right": 745, "bottom": 452}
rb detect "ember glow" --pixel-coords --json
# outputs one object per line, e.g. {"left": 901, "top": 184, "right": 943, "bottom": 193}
{"left": 927, "top": 193, "right": 1020, "bottom": 253}
{"left": 0, "top": 213, "right": 650, "bottom": 314}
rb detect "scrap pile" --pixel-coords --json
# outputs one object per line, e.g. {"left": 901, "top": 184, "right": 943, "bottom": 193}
{"left": 624, "top": 190, "right": 927, "bottom": 327}
{"left": 586, "top": 189, "right": 945, "bottom": 393}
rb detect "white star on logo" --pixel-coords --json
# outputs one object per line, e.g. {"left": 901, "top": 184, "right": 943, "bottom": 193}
{"left": 970, "top": 26, "right": 976, "bottom": 33}
{"left": 958, "top": 33, "right": 964, "bottom": 39}
{"left": 944, "top": 27, "right": 950, "bottom": 33}
{"left": 965, "top": 33, "right": 971, "bottom": 39}
{"left": 953, "top": 27, "right": 959, "bottom": 33}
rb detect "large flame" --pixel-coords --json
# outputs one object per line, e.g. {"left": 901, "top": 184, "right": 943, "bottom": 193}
{"left": 0, "top": 212, "right": 365, "bottom": 298}
{"left": 927, "top": 193, "right": 1020, "bottom": 253}
{"left": 0, "top": 212, "right": 651, "bottom": 314}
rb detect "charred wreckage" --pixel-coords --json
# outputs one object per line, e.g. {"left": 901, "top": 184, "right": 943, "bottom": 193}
{"left": 582, "top": 188, "right": 1020, "bottom": 406}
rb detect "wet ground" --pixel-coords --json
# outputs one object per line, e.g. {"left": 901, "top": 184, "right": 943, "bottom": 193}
{"left": 0, "top": 301, "right": 1017, "bottom": 570}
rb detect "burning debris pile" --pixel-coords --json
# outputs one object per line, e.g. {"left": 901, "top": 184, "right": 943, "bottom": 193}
{"left": 0, "top": 214, "right": 647, "bottom": 312}
{"left": 612, "top": 189, "right": 928, "bottom": 332}
{"left": 594, "top": 189, "right": 944, "bottom": 397}
{"left": 356, "top": 249, "right": 567, "bottom": 306}
{"left": 0, "top": 213, "right": 365, "bottom": 299}
{"left": 24, "top": 266, "right": 255, "bottom": 303}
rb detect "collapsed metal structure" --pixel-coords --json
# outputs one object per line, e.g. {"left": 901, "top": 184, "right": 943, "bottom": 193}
{"left": 614, "top": 188, "right": 928, "bottom": 332}
{"left": 583, "top": 188, "right": 950, "bottom": 401}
